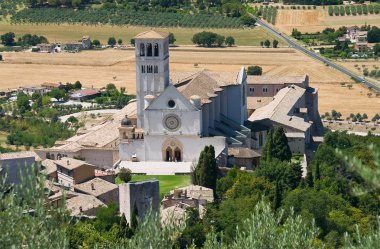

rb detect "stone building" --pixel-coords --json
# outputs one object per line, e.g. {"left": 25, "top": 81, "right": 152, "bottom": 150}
{"left": 118, "top": 30, "right": 249, "bottom": 174}
{"left": 55, "top": 157, "right": 96, "bottom": 190}
{"left": 0, "top": 151, "right": 38, "bottom": 185}
{"left": 119, "top": 179, "right": 160, "bottom": 224}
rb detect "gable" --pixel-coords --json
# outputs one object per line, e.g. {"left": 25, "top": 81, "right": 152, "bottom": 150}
{"left": 146, "top": 84, "right": 198, "bottom": 111}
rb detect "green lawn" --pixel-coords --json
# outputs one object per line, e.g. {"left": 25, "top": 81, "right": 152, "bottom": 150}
{"left": 116, "top": 175, "right": 191, "bottom": 198}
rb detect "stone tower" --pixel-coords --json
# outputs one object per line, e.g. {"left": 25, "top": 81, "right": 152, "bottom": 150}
{"left": 134, "top": 30, "right": 170, "bottom": 128}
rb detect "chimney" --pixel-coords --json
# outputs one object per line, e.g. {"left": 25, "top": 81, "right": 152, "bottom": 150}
{"left": 91, "top": 183, "right": 95, "bottom": 190}
{"left": 67, "top": 160, "right": 70, "bottom": 165}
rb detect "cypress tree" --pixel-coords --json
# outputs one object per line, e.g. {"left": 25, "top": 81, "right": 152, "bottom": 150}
{"left": 131, "top": 202, "right": 139, "bottom": 231}
{"left": 272, "top": 127, "right": 292, "bottom": 161}
{"left": 315, "top": 163, "right": 320, "bottom": 180}
{"left": 306, "top": 171, "right": 314, "bottom": 188}
{"left": 194, "top": 145, "right": 218, "bottom": 191}
{"left": 261, "top": 129, "right": 274, "bottom": 161}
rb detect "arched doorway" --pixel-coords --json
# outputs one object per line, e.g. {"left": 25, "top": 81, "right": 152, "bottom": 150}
{"left": 165, "top": 147, "right": 173, "bottom": 162}
{"left": 162, "top": 138, "right": 183, "bottom": 162}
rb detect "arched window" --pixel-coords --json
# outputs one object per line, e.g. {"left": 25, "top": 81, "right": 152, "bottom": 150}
{"left": 141, "top": 65, "right": 145, "bottom": 73}
{"left": 259, "top": 132, "right": 264, "bottom": 147}
{"left": 140, "top": 43, "right": 145, "bottom": 56}
{"left": 154, "top": 66, "right": 158, "bottom": 73}
{"left": 154, "top": 43, "right": 159, "bottom": 56}
{"left": 147, "top": 43, "right": 152, "bottom": 56}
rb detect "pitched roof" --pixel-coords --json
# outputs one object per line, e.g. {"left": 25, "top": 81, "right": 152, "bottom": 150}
{"left": 41, "top": 159, "right": 57, "bottom": 175}
{"left": 173, "top": 70, "right": 242, "bottom": 105}
{"left": 228, "top": 147, "right": 261, "bottom": 159}
{"left": 43, "top": 102, "right": 137, "bottom": 153}
{"left": 247, "top": 75, "right": 307, "bottom": 85}
{"left": 248, "top": 85, "right": 311, "bottom": 132}
{"left": 134, "top": 30, "right": 169, "bottom": 39}
{"left": 66, "top": 193, "right": 105, "bottom": 216}
{"left": 176, "top": 185, "right": 214, "bottom": 203}
{"left": 74, "top": 177, "right": 117, "bottom": 197}
{"left": 0, "top": 151, "right": 38, "bottom": 160}
{"left": 54, "top": 157, "right": 95, "bottom": 170}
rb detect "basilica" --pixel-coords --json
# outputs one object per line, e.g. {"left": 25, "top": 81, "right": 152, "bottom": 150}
{"left": 117, "top": 30, "right": 252, "bottom": 174}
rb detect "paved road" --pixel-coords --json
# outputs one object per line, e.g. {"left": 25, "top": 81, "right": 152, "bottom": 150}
{"left": 254, "top": 18, "right": 380, "bottom": 92}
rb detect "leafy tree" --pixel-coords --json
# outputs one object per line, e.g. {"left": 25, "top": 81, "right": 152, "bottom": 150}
{"left": 108, "top": 37, "right": 116, "bottom": 47}
{"left": 256, "top": 159, "right": 302, "bottom": 190}
{"left": 0, "top": 169, "right": 69, "bottom": 248}
{"left": 16, "top": 92, "right": 31, "bottom": 113}
{"left": 192, "top": 31, "right": 225, "bottom": 47}
{"left": 92, "top": 39, "right": 101, "bottom": 47}
{"left": 48, "top": 89, "right": 67, "bottom": 101}
{"left": 291, "top": 28, "right": 302, "bottom": 39}
{"left": 168, "top": 33, "right": 176, "bottom": 45}
{"left": 273, "top": 39, "right": 279, "bottom": 48}
{"left": 264, "top": 39, "right": 271, "bottom": 48}
{"left": 73, "top": 80, "right": 82, "bottom": 89}
{"left": 240, "top": 13, "right": 256, "bottom": 26}
{"left": 1, "top": 32, "right": 15, "bottom": 46}
{"left": 0, "top": 54, "right": 2, "bottom": 61}
{"left": 225, "top": 36, "right": 235, "bottom": 47}
{"left": 130, "top": 38, "right": 135, "bottom": 46}
{"left": 117, "top": 38, "right": 123, "bottom": 45}
{"left": 118, "top": 168, "right": 132, "bottom": 182}
{"left": 67, "top": 116, "right": 78, "bottom": 123}
{"left": 246, "top": 65, "right": 262, "bottom": 75}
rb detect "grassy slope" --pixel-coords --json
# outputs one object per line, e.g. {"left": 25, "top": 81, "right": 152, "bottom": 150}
{"left": 116, "top": 175, "right": 191, "bottom": 198}
{"left": 0, "top": 23, "right": 283, "bottom": 46}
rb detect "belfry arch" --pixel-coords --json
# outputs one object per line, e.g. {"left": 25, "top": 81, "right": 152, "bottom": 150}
{"left": 162, "top": 137, "right": 183, "bottom": 162}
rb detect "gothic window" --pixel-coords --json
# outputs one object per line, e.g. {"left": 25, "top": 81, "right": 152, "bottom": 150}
{"left": 140, "top": 43, "right": 145, "bottom": 56}
{"left": 263, "top": 87, "right": 268, "bottom": 93}
{"left": 147, "top": 65, "right": 153, "bottom": 73}
{"left": 141, "top": 65, "right": 145, "bottom": 73}
{"left": 154, "top": 65, "right": 158, "bottom": 73}
{"left": 147, "top": 43, "right": 152, "bottom": 57}
{"left": 154, "top": 43, "right": 159, "bottom": 56}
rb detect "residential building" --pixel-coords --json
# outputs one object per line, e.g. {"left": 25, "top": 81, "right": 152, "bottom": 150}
{"left": 37, "top": 43, "right": 56, "bottom": 53}
{"left": 19, "top": 86, "right": 49, "bottom": 96}
{"left": 55, "top": 157, "right": 96, "bottom": 190}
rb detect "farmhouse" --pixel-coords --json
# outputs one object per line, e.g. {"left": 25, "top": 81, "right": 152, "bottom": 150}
{"left": 70, "top": 88, "right": 101, "bottom": 101}
{"left": 19, "top": 86, "right": 49, "bottom": 96}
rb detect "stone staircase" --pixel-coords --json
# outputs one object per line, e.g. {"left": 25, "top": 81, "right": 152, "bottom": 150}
{"left": 209, "top": 114, "right": 251, "bottom": 147}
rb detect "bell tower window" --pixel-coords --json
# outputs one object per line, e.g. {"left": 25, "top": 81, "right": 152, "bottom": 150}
{"left": 140, "top": 43, "right": 145, "bottom": 56}
{"left": 154, "top": 43, "right": 159, "bottom": 56}
{"left": 154, "top": 65, "right": 158, "bottom": 73}
{"left": 147, "top": 43, "right": 152, "bottom": 57}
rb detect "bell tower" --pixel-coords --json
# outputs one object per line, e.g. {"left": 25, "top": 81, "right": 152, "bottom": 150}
{"left": 134, "top": 30, "right": 170, "bottom": 128}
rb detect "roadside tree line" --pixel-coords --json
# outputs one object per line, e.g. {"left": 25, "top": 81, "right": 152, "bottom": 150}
{"left": 328, "top": 4, "right": 380, "bottom": 16}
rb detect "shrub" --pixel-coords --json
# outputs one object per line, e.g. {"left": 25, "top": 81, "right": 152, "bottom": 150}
{"left": 118, "top": 168, "right": 132, "bottom": 182}
{"left": 225, "top": 36, "right": 235, "bottom": 47}
{"left": 247, "top": 65, "right": 262, "bottom": 75}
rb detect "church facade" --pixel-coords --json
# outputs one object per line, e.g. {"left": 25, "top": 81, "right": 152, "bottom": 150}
{"left": 118, "top": 31, "right": 250, "bottom": 173}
